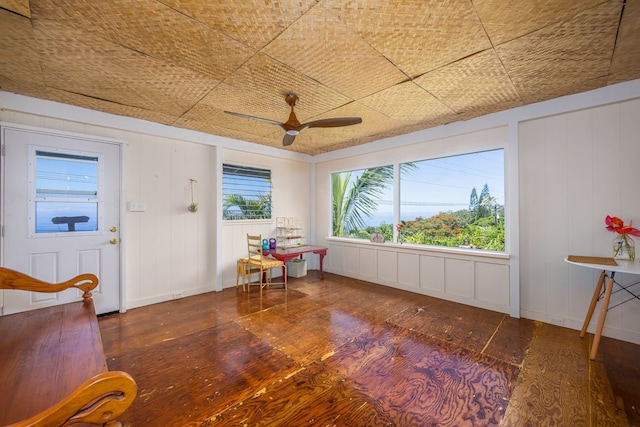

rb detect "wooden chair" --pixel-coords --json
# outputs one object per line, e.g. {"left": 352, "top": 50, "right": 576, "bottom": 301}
{"left": 247, "top": 234, "right": 287, "bottom": 296}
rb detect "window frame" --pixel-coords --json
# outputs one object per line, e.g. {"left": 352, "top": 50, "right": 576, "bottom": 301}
{"left": 222, "top": 163, "right": 273, "bottom": 221}
{"left": 330, "top": 165, "right": 394, "bottom": 240}
{"left": 397, "top": 148, "right": 505, "bottom": 252}
{"left": 28, "top": 145, "right": 103, "bottom": 238}
{"left": 328, "top": 147, "right": 507, "bottom": 254}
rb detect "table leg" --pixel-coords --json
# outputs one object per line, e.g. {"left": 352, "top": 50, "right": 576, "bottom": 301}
{"left": 318, "top": 253, "right": 325, "bottom": 279}
{"left": 580, "top": 270, "right": 606, "bottom": 338}
{"left": 590, "top": 272, "right": 615, "bottom": 360}
{"left": 280, "top": 256, "right": 294, "bottom": 279}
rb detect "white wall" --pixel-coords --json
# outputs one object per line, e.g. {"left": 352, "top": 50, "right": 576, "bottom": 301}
{"left": 221, "top": 148, "right": 312, "bottom": 288}
{"left": 0, "top": 93, "right": 312, "bottom": 310}
{"left": 122, "top": 132, "right": 216, "bottom": 308}
{"left": 519, "top": 98, "right": 640, "bottom": 344}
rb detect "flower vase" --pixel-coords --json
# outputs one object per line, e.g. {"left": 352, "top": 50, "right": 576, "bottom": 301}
{"left": 612, "top": 234, "right": 636, "bottom": 261}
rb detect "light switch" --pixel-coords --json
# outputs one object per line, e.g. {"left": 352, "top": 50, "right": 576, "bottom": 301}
{"left": 128, "top": 201, "right": 146, "bottom": 212}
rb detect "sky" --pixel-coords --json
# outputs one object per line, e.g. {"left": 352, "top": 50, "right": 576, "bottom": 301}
{"left": 362, "top": 149, "right": 504, "bottom": 226}
{"left": 35, "top": 154, "right": 99, "bottom": 233}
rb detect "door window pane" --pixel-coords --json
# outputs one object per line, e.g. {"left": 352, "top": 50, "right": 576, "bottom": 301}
{"left": 36, "top": 202, "right": 98, "bottom": 233}
{"left": 34, "top": 150, "right": 99, "bottom": 234}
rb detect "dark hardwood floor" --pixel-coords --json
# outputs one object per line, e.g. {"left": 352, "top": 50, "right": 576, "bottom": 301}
{"left": 99, "top": 272, "right": 640, "bottom": 426}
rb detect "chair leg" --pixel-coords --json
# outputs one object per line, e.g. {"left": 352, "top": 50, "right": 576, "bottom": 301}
{"left": 235, "top": 260, "right": 242, "bottom": 291}
{"left": 242, "top": 266, "right": 247, "bottom": 292}
{"left": 240, "top": 260, "right": 251, "bottom": 292}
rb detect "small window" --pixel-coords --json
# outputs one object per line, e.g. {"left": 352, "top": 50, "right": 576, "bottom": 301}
{"left": 33, "top": 150, "right": 99, "bottom": 233}
{"left": 222, "top": 164, "right": 272, "bottom": 220}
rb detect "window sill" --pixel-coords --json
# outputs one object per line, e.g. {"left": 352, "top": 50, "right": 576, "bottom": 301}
{"left": 223, "top": 219, "right": 274, "bottom": 225}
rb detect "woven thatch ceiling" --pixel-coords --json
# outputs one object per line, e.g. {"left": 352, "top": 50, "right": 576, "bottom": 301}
{"left": 1, "top": 1, "right": 639, "bottom": 155}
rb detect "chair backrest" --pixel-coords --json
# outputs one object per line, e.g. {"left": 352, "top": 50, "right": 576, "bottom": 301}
{"left": 247, "top": 234, "right": 263, "bottom": 263}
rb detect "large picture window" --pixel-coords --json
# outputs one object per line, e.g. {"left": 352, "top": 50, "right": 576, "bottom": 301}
{"left": 330, "top": 149, "right": 505, "bottom": 252}
{"left": 222, "top": 164, "right": 272, "bottom": 220}
{"left": 399, "top": 149, "right": 504, "bottom": 251}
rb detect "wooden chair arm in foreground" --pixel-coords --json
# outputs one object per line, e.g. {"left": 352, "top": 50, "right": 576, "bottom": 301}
{"left": 0, "top": 267, "right": 137, "bottom": 427}
{"left": 7, "top": 371, "right": 137, "bottom": 427}
{"left": 0, "top": 267, "right": 99, "bottom": 302}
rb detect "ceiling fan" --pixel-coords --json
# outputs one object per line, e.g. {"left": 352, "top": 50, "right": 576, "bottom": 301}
{"left": 224, "top": 93, "right": 362, "bottom": 146}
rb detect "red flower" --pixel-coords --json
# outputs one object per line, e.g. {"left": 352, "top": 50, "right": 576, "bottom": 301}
{"left": 396, "top": 221, "right": 406, "bottom": 232}
{"left": 605, "top": 215, "right": 640, "bottom": 237}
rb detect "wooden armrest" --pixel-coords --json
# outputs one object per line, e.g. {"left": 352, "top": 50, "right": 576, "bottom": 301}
{"left": 7, "top": 371, "right": 137, "bottom": 427}
{"left": 0, "top": 268, "right": 98, "bottom": 302}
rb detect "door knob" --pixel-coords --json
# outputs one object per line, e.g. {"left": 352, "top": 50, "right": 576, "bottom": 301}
{"left": 109, "top": 238, "right": 118, "bottom": 245}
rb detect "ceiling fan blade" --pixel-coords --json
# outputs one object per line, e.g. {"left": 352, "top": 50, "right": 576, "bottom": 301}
{"left": 224, "top": 110, "right": 283, "bottom": 126}
{"left": 283, "top": 133, "right": 296, "bottom": 146}
{"left": 227, "top": 94, "right": 361, "bottom": 148}
{"left": 303, "top": 117, "right": 362, "bottom": 129}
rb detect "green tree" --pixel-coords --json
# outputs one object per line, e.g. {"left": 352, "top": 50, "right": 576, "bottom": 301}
{"left": 462, "top": 216, "right": 505, "bottom": 250}
{"left": 332, "top": 166, "right": 394, "bottom": 236}
{"left": 469, "top": 187, "right": 478, "bottom": 219}
{"left": 398, "top": 207, "right": 504, "bottom": 251}
{"left": 453, "top": 208, "right": 475, "bottom": 228}
{"left": 478, "top": 183, "right": 492, "bottom": 218}
{"left": 223, "top": 194, "right": 271, "bottom": 219}
{"left": 364, "top": 221, "right": 394, "bottom": 242}
{"left": 332, "top": 163, "right": 416, "bottom": 238}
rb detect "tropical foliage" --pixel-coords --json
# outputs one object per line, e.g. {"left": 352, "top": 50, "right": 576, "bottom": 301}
{"left": 333, "top": 172, "right": 505, "bottom": 251}
{"left": 222, "top": 163, "right": 272, "bottom": 220}
{"left": 332, "top": 166, "right": 394, "bottom": 236}
{"left": 398, "top": 212, "right": 504, "bottom": 251}
{"left": 223, "top": 194, "right": 272, "bottom": 220}
{"left": 332, "top": 164, "right": 418, "bottom": 237}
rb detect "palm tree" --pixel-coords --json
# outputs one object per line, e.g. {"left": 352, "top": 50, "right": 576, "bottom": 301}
{"left": 223, "top": 194, "right": 271, "bottom": 220}
{"left": 332, "top": 166, "right": 396, "bottom": 237}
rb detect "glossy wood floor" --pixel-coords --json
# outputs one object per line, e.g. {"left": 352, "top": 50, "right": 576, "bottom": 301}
{"left": 99, "top": 272, "right": 640, "bottom": 426}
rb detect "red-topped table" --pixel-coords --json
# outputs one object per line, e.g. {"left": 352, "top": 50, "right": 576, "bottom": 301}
{"left": 264, "top": 245, "right": 328, "bottom": 279}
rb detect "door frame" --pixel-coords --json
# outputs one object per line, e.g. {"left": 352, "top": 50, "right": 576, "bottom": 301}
{"left": 0, "top": 122, "right": 127, "bottom": 313}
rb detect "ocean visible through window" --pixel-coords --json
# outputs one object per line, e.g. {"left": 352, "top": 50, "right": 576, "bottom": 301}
{"left": 331, "top": 149, "right": 505, "bottom": 251}
{"left": 34, "top": 150, "right": 99, "bottom": 233}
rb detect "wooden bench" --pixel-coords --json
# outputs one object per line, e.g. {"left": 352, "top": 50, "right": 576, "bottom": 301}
{"left": 0, "top": 268, "right": 137, "bottom": 427}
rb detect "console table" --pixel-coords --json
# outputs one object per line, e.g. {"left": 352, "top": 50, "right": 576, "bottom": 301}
{"left": 565, "top": 255, "right": 640, "bottom": 360}
{"left": 264, "top": 245, "right": 328, "bottom": 279}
